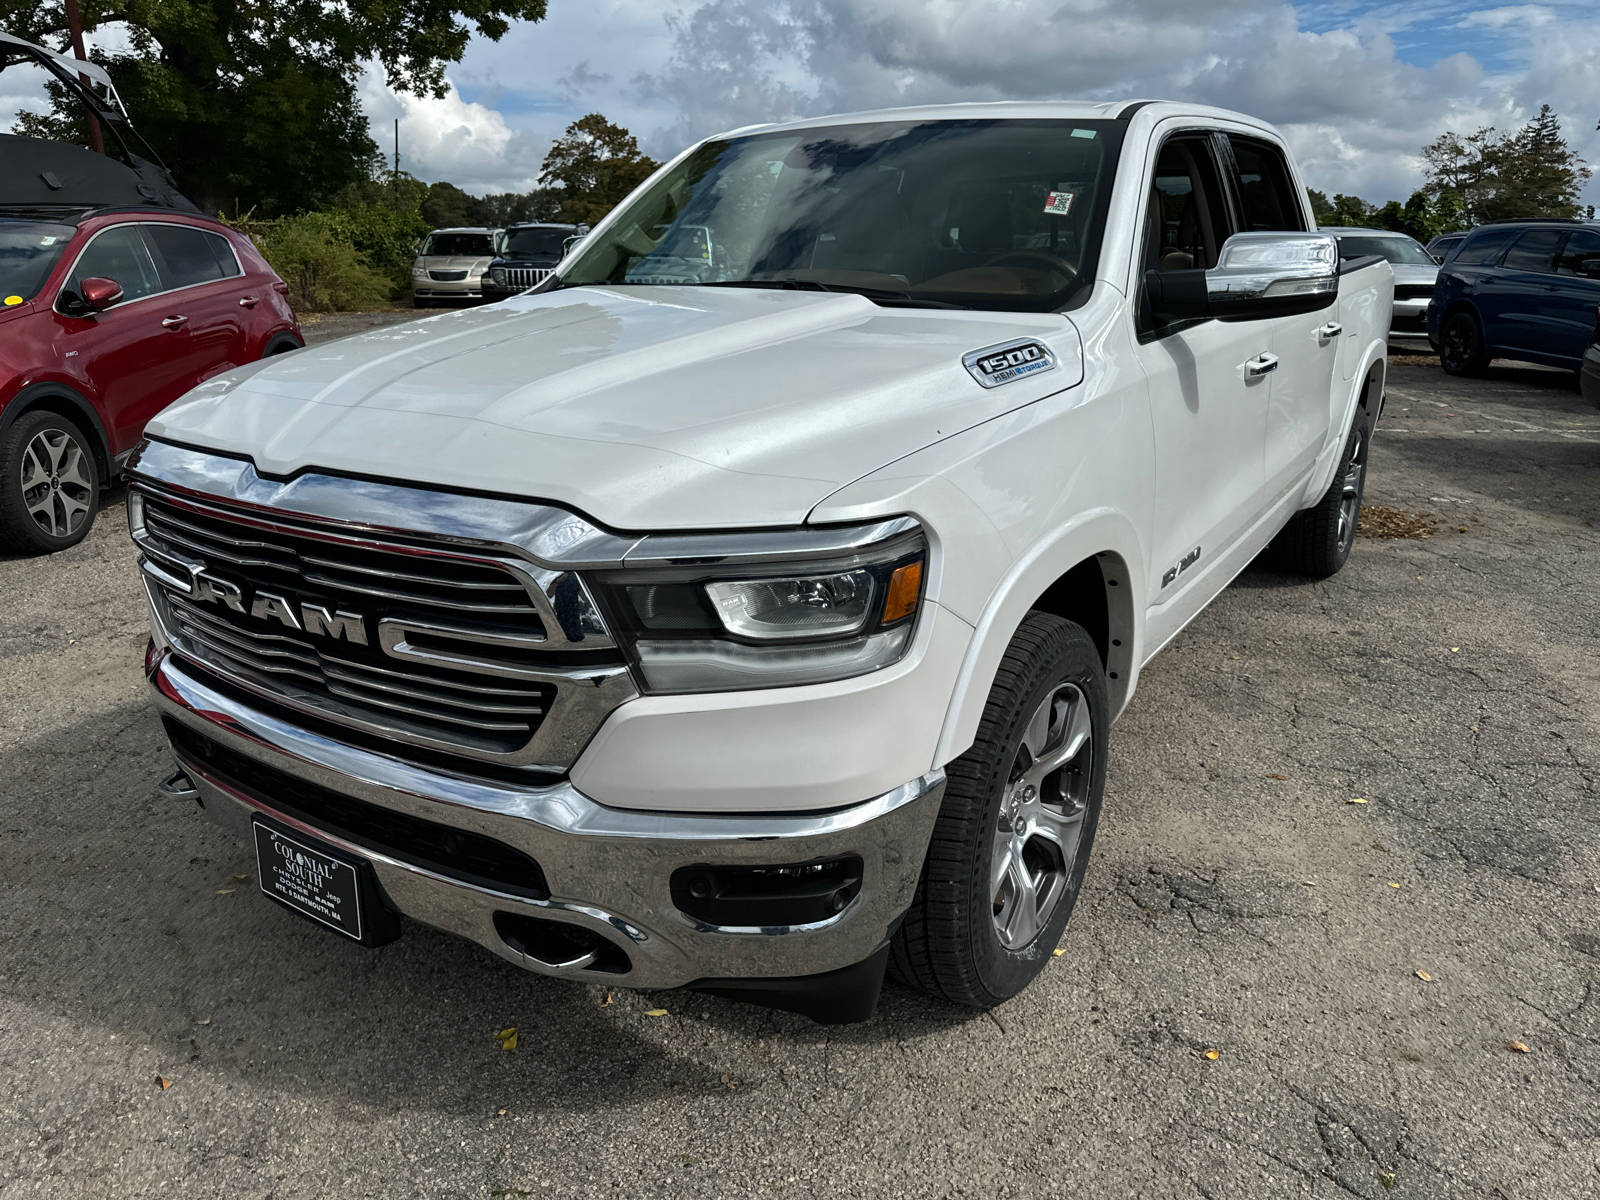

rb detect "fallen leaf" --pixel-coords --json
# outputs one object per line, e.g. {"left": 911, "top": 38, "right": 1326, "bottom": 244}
{"left": 156, "top": 1076, "right": 172, "bottom": 1090}
{"left": 720, "top": 1073, "right": 739, "bottom": 1090}
{"left": 1347, "top": 798, "right": 1369, "bottom": 805}
{"left": 214, "top": 889, "right": 235, "bottom": 895}
{"left": 495, "top": 1027, "right": 515, "bottom": 1040}
{"left": 1415, "top": 970, "right": 1433, "bottom": 982}
{"left": 644, "top": 1008, "right": 669, "bottom": 1017}
{"left": 497, "top": 1108, "right": 507, "bottom": 1116}
{"left": 1372, "top": 842, "right": 1389, "bottom": 852}
{"left": 493, "top": 1027, "right": 517, "bottom": 1051}
{"left": 1389, "top": 882, "right": 1402, "bottom": 889}
{"left": 1458, "top": 526, "right": 1469, "bottom": 533}
{"left": 1450, "top": 647, "right": 1459, "bottom": 653}
{"left": 1266, "top": 773, "right": 1287, "bottom": 780}
{"left": 1507, "top": 1041, "right": 1531, "bottom": 1054}
{"left": 1203, "top": 1049, "right": 1220, "bottom": 1061}
{"left": 500, "top": 1032, "right": 518, "bottom": 1052}
{"left": 226, "top": 874, "right": 248, "bottom": 885}
{"left": 1052, "top": 948, "right": 1065, "bottom": 957}
{"left": 599, "top": 991, "right": 614, "bottom": 1008}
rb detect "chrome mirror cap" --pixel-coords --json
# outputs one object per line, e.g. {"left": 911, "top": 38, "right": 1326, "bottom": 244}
{"left": 1206, "top": 231, "right": 1339, "bottom": 311}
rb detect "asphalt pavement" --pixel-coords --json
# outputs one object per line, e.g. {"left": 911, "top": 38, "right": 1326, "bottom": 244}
{"left": 3, "top": 343, "right": 1599, "bottom": 1199}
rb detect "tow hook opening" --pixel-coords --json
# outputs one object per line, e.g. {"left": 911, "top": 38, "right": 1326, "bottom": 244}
{"left": 493, "top": 912, "right": 631, "bottom": 974}
{"left": 670, "top": 856, "right": 864, "bottom": 928}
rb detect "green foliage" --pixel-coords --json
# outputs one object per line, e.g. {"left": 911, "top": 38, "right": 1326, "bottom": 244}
{"left": 5, "top": 0, "right": 550, "bottom": 215}
{"left": 479, "top": 189, "right": 563, "bottom": 225}
{"left": 324, "top": 204, "right": 433, "bottom": 298}
{"left": 253, "top": 212, "right": 393, "bottom": 312}
{"left": 1421, "top": 105, "right": 1592, "bottom": 224}
{"left": 539, "top": 114, "right": 659, "bottom": 225}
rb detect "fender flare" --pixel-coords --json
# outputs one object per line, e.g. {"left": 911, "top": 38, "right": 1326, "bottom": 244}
{"left": 933, "top": 508, "right": 1146, "bottom": 767}
{"left": 0, "top": 380, "right": 114, "bottom": 483}
{"left": 263, "top": 331, "right": 304, "bottom": 356}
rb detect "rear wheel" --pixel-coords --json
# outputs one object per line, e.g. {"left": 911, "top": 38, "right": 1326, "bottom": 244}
{"left": 0, "top": 410, "right": 101, "bottom": 553}
{"left": 1440, "top": 310, "right": 1490, "bottom": 376}
{"left": 1268, "top": 417, "right": 1368, "bottom": 578}
{"left": 891, "top": 612, "right": 1107, "bottom": 1008}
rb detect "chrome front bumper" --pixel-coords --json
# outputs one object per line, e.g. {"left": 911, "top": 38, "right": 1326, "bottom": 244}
{"left": 149, "top": 649, "right": 944, "bottom": 989}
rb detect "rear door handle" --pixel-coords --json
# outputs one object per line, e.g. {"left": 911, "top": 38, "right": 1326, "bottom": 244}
{"left": 161, "top": 315, "right": 188, "bottom": 330}
{"left": 238, "top": 295, "right": 259, "bottom": 308}
{"left": 1245, "top": 352, "right": 1279, "bottom": 377}
{"left": 1317, "top": 321, "right": 1342, "bottom": 339}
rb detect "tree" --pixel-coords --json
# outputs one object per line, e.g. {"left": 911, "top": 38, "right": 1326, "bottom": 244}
{"left": 1421, "top": 106, "right": 1590, "bottom": 224}
{"left": 539, "top": 114, "right": 659, "bottom": 226}
{"left": 5, "top": 0, "right": 550, "bottom": 216}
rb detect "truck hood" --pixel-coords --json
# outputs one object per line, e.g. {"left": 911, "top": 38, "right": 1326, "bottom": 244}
{"left": 148, "top": 285, "right": 1083, "bottom": 530}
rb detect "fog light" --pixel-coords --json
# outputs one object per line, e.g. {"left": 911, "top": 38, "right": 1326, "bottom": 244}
{"left": 670, "top": 857, "right": 864, "bottom": 928}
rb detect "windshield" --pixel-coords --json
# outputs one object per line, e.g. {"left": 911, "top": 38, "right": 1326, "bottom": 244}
{"left": 501, "top": 227, "right": 571, "bottom": 257}
{"left": 1337, "top": 235, "right": 1435, "bottom": 266}
{"left": 559, "top": 118, "right": 1124, "bottom": 312}
{"left": 420, "top": 232, "right": 494, "bottom": 257}
{"left": 0, "top": 220, "right": 75, "bottom": 304}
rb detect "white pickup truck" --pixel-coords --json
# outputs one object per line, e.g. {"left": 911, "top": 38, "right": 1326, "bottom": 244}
{"left": 128, "top": 101, "right": 1391, "bottom": 1023}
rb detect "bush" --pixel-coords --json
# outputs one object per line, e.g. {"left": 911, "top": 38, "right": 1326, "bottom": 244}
{"left": 321, "top": 204, "right": 432, "bottom": 300}
{"left": 257, "top": 212, "right": 393, "bottom": 312}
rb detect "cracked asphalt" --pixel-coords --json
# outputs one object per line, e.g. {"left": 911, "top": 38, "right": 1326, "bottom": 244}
{"left": 3, "top": 345, "right": 1599, "bottom": 1199}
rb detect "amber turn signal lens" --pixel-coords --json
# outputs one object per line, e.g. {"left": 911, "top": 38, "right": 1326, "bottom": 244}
{"left": 881, "top": 560, "right": 923, "bottom": 624}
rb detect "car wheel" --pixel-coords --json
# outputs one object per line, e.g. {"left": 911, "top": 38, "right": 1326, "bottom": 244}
{"left": 412, "top": 297, "right": 432, "bottom": 309}
{"left": 1439, "top": 310, "right": 1490, "bottom": 376}
{"left": 891, "top": 612, "right": 1107, "bottom": 1008}
{"left": 0, "top": 411, "right": 101, "bottom": 553}
{"left": 1268, "top": 416, "right": 1369, "bottom": 578}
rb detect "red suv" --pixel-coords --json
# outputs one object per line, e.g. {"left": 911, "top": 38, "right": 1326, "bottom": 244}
{"left": 0, "top": 208, "right": 302, "bottom": 552}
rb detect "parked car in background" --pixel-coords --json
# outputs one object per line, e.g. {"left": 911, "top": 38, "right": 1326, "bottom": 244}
{"left": 482, "top": 223, "right": 586, "bottom": 302}
{"left": 1320, "top": 227, "right": 1437, "bottom": 333}
{"left": 0, "top": 32, "right": 301, "bottom": 554}
{"left": 1426, "top": 231, "right": 1467, "bottom": 263}
{"left": 1427, "top": 219, "right": 1600, "bottom": 375}
{"left": 411, "top": 227, "right": 501, "bottom": 307}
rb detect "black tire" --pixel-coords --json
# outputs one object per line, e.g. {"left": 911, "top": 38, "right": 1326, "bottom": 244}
{"left": 891, "top": 612, "right": 1107, "bottom": 1008}
{"left": 1268, "top": 416, "right": 1369, "bottom": 578}
{"left": 412, "top": 296, "right": 432, "bottom": 309}
{"left": 1439, "top": 310, "right": 1490, "bottom": 376}
{"left": 0, "top": 410, "right": 101, "bottom": 553}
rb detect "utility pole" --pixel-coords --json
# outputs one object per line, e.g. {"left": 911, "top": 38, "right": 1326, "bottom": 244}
{"left": 62, "top": 0, "right": 104, "bottom": 155}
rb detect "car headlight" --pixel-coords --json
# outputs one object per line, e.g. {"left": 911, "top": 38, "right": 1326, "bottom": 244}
{"left": 588, "top": 524, "right": 926, "bottom": 693}
{"left": 490, "top": 268, "right": 507, "bottom": 286}
{"left": 412, "top": 265, "right": 426, "bottom": 277}
{"left": 469, "top": 264, "right": 486, "bottom": 276}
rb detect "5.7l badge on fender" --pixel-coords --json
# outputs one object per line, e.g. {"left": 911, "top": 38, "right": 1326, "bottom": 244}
{"left": 962, "top": 337, "right": 1058, "bottom": 389}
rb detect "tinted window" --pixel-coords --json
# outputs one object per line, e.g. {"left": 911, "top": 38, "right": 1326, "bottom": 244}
{"left": 502, "top": 228, "right": 571, "bottom": 257}
{"left": 70, "top": 226, "right": 163, "bottom": 303}
{"left": 1335, "top": 235, "right": 1435, "bottom": 265}
{"left": 1453, "top": 229, "right": 1519, "bottom": 266}
{"left": 1501, "top": 229, "right": 1566, "bottom": 273}
{"left": 1555, "top": 230, "right": 1600, "bottom": 277}
{"left": 0, "top": 220, "right": 75, "bottom": 303}
{"left": 422, "top": 233, "right": 495, "bottom": 256}
{"left": 1229, "top": 138, "right": 1306, "bottom": 232}
{"left": 1146, "top": 137, "right": 1233, "bottom": 271}
{"left": 146, "top": 225, "right": 238, "bottom": 288}
{"left": 561, "top": 119, "right": 1124, "bottom": 313}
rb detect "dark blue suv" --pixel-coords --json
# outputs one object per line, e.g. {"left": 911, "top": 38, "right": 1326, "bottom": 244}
{"left": 1428, "top": 219, "right": 1600, "bottom": 376}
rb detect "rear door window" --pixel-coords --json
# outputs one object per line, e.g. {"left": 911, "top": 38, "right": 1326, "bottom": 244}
{"left": 1227, "top": 138, "right": 1306, "bottom": 232}
{"left": 144, "top": 225, "right": 241, "bottom": 290}
{"left": 1452, "top": 230, "right": 1519, "bottom": 266}
{"left": 1555, "top": 230, "right": 1600, "bottom": 276}
{"left": 69, "top": 225, "right": 163, "bottom": 304}
{"left": 1501, "top": 230, "right": 1566, "bottom": 273}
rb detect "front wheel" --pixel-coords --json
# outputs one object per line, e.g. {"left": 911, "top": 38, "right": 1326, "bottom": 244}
{"left": 0, "top": 410, "right": 101, "bottom": 553}
{"left": 891, "top": 612, "right": 1107, "bottom": 1008}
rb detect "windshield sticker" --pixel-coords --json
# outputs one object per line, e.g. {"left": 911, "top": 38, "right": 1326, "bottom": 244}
{"left": 4, "top": 296, "right": 22, "bottom": 306}
{"left": 1071, "top": 128, "right": 1098, "bottom": 139}
{"left": 963, "top": 338, "right": 1058, "bottom": 389}
{"left": 1043, "top": 192, "right": 1074, "bottom": 217}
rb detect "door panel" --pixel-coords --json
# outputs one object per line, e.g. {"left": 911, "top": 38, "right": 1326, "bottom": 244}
{"left": 143, "top": 225, "right": 252, "bottom": 384}
{"left": 1547, "top": 230, "right": 1600, "bottom": 362}
{"left": 1491, "top": 229, "right": 1566, "bottom": 354}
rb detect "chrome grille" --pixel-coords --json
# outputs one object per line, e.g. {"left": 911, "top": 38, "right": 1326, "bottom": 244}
{"left": 131, "top": 487, "right": 633, "bottom": 767}
{"left": 498, "top": 266, "right": 553, "bottom": 288}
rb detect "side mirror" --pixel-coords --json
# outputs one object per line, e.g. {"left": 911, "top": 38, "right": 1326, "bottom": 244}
{"left": 1146, "top": 232, "right": 1340, "bottom": 324}
{"left": 80, "top": 277, "right": 124, "bottom": 310}
{"left": 1580, "top": 258, "right": 1600, "bottom": 279}
{"left": 1432, "top": 253, "right": 1444, "bottom": 265}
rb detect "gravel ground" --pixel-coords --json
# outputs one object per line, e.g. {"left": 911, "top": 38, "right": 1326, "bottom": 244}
{"left": 2, "top": 346, "right": 1599, "bottom": 1199}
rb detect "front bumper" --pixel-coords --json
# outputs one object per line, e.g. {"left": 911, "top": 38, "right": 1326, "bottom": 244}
{"left": 149, "top": 647, "right": 944, "bottom": 990}
{"left": 1390, "top": 299, "right": 1430, "bottom": 333}
{"left": 413, "top": 279, "right": 484, "bottom": 299}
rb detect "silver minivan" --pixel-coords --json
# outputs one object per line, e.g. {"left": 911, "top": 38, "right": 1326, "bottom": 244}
{"left": 411, "top": 227, "right": 501, "bottom": 307}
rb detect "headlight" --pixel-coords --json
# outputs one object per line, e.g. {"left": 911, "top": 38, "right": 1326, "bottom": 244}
{"left": 490, "top": 268, "right": 507, "bottom": 286}
{"left": 469, "top": 264, "right": 486, "bottom": 276}
{"left": 412, "top": 265, "right": 426, "bottom": 277}
{"left": 589, "top": 524, "right": 926, "bottom": 693}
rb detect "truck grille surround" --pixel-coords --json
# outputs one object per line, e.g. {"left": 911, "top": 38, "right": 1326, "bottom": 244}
{"left": 495, "top": 266, "right": 553, "bottom": 289}
{"left": 131, "top": 485, "right": 633, "bottom": 772}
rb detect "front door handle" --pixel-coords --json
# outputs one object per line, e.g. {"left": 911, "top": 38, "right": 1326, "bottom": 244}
{"left": 1317, "top": 321, "right": 1343, "bottom": 339}
{"left": 161, "top": 315, "right": 188, "bottom": 330}
{"left": 1245, "top": 352, "right": 1279, "bottom": 378}
{"left": 238, "top": 295, "right": 259, "bottom": 308}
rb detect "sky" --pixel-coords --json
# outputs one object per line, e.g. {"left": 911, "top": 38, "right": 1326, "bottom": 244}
{"left": 5, "top": 1, "right": 1600, "bottom": 207}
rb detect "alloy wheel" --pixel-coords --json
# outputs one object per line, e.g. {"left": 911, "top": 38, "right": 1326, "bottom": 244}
{"left": 20, "top": 427, "right": 94, "bottom": 539}
{"left": 1335, "top": 430, "right": 1367, "bottom": 553}
{"left": 990, "top": 682, "right": 1094, "bottom": 950}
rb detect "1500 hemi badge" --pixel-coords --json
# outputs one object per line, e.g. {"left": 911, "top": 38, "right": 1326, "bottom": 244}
{"left": 962, "top": 337, "right": 1058, "bottom": 389}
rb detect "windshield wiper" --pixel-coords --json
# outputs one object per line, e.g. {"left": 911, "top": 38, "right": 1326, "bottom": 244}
{"left": 699, "top": 279, "right": 969, "bottom": 310}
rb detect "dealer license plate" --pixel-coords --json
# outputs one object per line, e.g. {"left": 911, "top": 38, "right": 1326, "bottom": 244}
{"left": 253, "top": 821, "right": 364, "bottom": 941}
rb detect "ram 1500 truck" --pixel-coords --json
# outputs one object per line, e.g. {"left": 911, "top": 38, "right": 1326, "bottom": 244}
{"left": 128, "top": 101, "right": 1392, "bottom": 1023}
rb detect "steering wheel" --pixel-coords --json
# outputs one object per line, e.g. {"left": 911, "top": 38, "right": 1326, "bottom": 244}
{"left": 984, "top": 249, "right": 1078, "bottom": 279}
